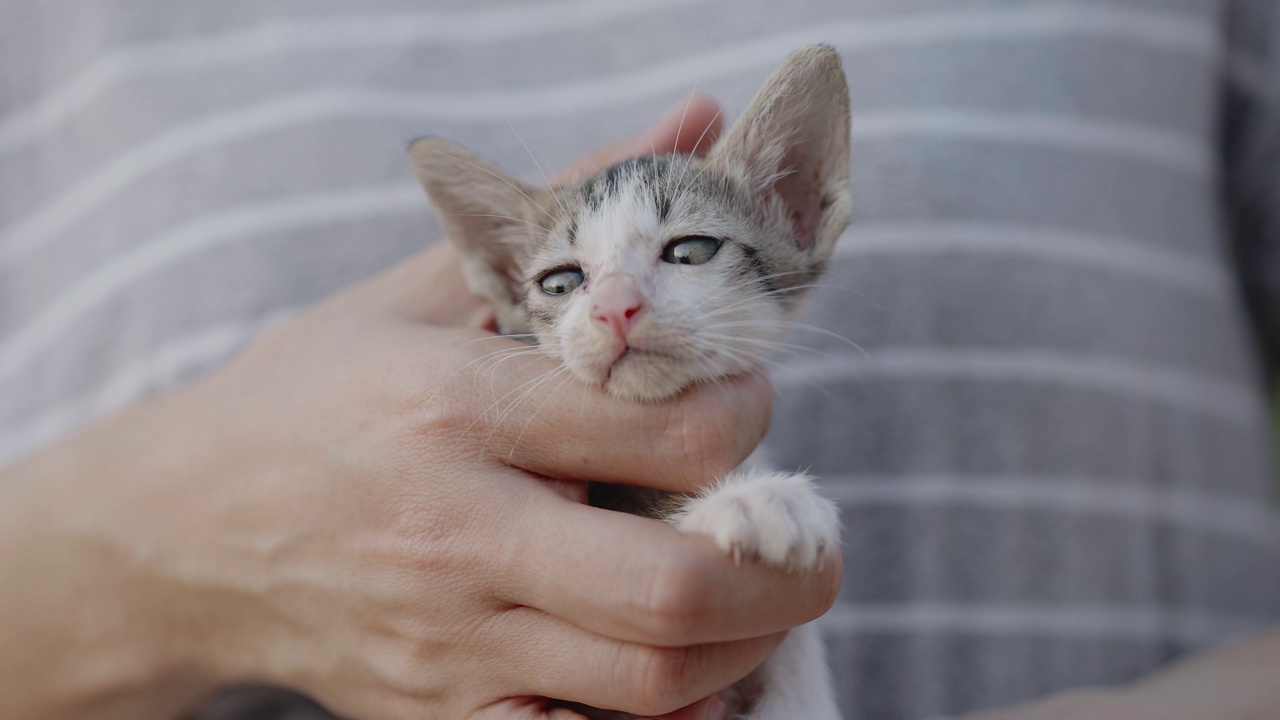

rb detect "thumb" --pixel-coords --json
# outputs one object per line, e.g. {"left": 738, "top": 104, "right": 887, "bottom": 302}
{"left": 350, "top": 239, "right": 496, "bottom": 327}
{"left": 648, "top": 694, "right": 728, "bottom": 720}
{"left": 551, "top": 93, "right": 724, "bottom": 185}
{"left": 470, "top": 698, "right": 592, "bottom": 720}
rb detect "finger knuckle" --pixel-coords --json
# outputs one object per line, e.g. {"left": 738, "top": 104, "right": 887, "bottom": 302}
{"left": 663, "top": 402, "right": 739, "bottom": 484}
{"left": 406, "top": 377, "right": 483, "bottom": 455}
{"left": 819, "top": 552, "right": 844, "bottom": 610}
{"left": 635, "top": 553, "right": 713, "bottom": 641}
{"left": 625, "top": 645, "right": 700, "bottom": 715}
{"left": 401, "top": 337, "right": 511, "bottom": 442}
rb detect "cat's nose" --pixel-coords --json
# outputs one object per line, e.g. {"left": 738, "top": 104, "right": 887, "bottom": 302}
{"left": 590, "top": 273, "right": 644, "bottom": 341}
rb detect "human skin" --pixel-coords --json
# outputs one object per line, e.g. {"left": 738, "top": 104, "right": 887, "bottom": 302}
{"left": 0, "top": 96, "right": 841, "bottom": 720}
{"left": 942, "top": 625, "right": 1280, "bottom": 720}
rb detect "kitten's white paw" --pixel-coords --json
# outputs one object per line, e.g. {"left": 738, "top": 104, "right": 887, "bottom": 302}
{"left": 673, "top": 469, "right": 840, "bottom": 571}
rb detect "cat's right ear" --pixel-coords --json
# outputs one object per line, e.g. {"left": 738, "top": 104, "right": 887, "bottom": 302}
{"left": 409, "top": 137, "right": 552, "bottom": 314}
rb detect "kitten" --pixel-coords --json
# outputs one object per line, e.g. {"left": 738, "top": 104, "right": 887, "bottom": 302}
{"left": 410, "top": 45, "right": 850, "bottom": 720}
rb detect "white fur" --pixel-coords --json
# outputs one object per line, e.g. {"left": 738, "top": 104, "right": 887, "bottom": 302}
{"left": 746, "top": 623, "right": 842, "bottom": 720}
{"left": 673, "top": 468, "right": 840, "bottom": 571}
{"left": 673, "top": 467, "right": 842, "bottom": 720}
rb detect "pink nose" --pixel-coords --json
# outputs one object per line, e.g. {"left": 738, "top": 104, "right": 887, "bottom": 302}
{"left": 590, "top": 273, "right": 644, "bottom": 341}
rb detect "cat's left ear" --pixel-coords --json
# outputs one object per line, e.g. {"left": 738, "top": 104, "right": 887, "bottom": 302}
{"left": 710, "top": 44, "right": 851, "bottom": 260}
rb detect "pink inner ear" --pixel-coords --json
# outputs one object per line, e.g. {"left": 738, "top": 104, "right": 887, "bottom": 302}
{"left": 775, "top": 148, "right": 822, "bottom": 251}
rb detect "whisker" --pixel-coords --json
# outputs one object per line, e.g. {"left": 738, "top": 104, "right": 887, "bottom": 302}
{"left": 763, "top": 282, "right": 883, "bottom": 310}
{"left": 449, "top": 340, "right": 542, "bottom": 377}
{"left": 690, "top": 274, "right": 834, "bottom": 316}
{"left": 418, "top": 338, "right": 543, "bottom": 411}
{"left": 421, "top": 149, "right": 555, "bottom": 223}
{"left": 675, "top": 76, "right": 749, "bottom": 192}
{"left": 709, "top": 320, "right": 870, "bottom": 359}
{"left": 485, "top": 365, "right": 573, "bottom": 450}
{"left": 474, "top": 347, "right": 547, "bottom": 386}
{"left": 443, "top": 212, "right": 553, "bottom": 235}
{"left": 502, "top": 117, "right": 573, "bottom": 220}
{"left": 752, "top": 269, "right": 819, "bottom": 283}
{"left": 449, "top": 333, "right": 535, "bottom": 353}
{"left": 686, "top": 335, "right": 834, "bottom": 397}
{"left": 507, "top": 368, "right": 579, "bottom": 460}
{"left": 693, "top": 331, "right": 825, "bottom": 358}
{"left": 458, "top": 58, "right": 571, "bottom": 221}
{"left": 685, "top": 337, "right": 835, "bottom": 401}
{"left": 466, "top": 364, "right": 562, "bottom": 439}
{"left": 672, "top": 83, "right": 701, "bottom": 166}
{"left": 696, "top": 279, "right": 873, "bottom": 321}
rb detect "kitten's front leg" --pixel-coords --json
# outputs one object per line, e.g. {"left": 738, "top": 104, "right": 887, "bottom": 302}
{"left": 670, "top": 467, "right": 840, "bottom": 571}
{"left": 747, "top": 622, "right": 841, "bottom": 720}
{"left": 669, "top": 468, "right": 843, "bottom": 720}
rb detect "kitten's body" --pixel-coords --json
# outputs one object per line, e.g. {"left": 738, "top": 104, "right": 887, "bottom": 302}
{"left": 412, "top": 46, "right": 851, "bottom": 720}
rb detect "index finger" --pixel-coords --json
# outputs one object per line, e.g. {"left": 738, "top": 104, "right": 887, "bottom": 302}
{"left": 498, "top": 482, "right": 842, "bottom": 647}
{"left": 447, "top": 337, "right": 772, "bottom": 492}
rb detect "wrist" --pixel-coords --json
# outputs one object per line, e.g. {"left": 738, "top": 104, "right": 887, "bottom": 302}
{"left": 0, "top": 395, "right": 237, "bottom": 719}
{"left": 1119, "top": 627, "right": 1280, "bottom": 720}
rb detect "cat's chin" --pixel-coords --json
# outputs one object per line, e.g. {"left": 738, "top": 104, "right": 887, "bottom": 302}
{"left": 565, "top": 348, "right": 696, "bottom": 402}
{"left": 604, "top": 351, "right": 756, "bottom": 402}
{"left": 602, "top": 350, "right": 692, "bottom": 402}
{"left": 562, "top": 337, "right": 758, "bottom": 402}
{"left": 603, "top": 373, "right": 688, "bottom": 403}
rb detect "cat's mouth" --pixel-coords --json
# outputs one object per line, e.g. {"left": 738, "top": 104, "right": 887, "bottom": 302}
{"left": 593, "top": 345, "right": 696, "bottom": 402}
{"left": 605, "top": 347, "right": 664, "bottom": 378}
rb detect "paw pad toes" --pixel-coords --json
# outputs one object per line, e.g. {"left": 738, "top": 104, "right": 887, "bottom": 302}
{"left": 674, "top": 472, "right": 841, "bottom": 572}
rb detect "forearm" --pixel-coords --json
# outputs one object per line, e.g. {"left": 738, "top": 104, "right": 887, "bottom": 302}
{"left": 1123, "top": 625, "right": 1280, "bottom": 720}
{"left": 0, "top": 396, "right": 222, "bottom": 720}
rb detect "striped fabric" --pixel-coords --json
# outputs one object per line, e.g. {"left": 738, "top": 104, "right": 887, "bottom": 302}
{"left": 2, "top": 1, "right": 1279, "bottom": 718}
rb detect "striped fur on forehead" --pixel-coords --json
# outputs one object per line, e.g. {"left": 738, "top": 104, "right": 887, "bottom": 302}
{"left": 513, "top": 151, "right": 833, "bottom": 390}
{"left": 524, "top": 153, "right": 823, "bottom": 300}
{"left": 576, "top": 155, "right": 733, "bottom": 216}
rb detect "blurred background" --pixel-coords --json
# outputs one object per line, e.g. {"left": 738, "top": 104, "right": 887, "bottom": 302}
{"left": 1, "top": 1, "right": 1277, "bottom": 718}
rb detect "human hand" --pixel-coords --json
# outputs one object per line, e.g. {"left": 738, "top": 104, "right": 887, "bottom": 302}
{"left": 0, "top": 96, "right": 841, "bottom": 720}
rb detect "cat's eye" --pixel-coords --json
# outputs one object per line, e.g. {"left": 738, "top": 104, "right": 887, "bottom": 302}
{"left": 662, "top": 236, "right": 722, "bottom": 265}
{"left": 538, "top": 267, "right": 585, "bottom": 296}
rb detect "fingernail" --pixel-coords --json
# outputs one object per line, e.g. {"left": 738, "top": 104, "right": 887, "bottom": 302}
{"left": 629, "top": 105, "right": 683, "bottom": 151}
{"left": 702, "top": 695, "right": 726, "bottom": 720}
{"left": 658, "top": 95, "right": 700, "bottom": 125}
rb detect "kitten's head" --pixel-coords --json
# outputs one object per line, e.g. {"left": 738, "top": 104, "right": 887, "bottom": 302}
{"left": 410, "top": 45, "right": 851, "bottom": 401}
